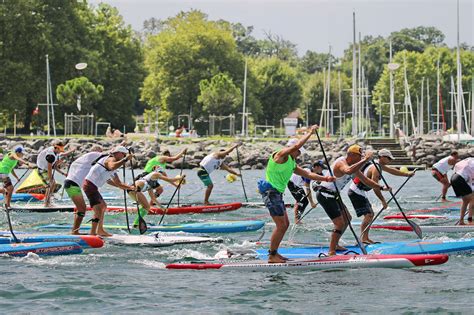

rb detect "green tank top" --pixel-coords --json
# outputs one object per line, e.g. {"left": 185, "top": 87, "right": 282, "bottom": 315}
{"left": 265, "top": 151, "right": 296, "bottom": 193}
{"left": 144, "top": 156, "right": 166, "bottom": 173}
{"left": 0, "top": 152, "right": 18, "bottom": 175}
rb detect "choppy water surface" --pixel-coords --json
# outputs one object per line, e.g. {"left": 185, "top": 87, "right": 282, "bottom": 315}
{"left": 0, "top": 170, "right": 472, "bottom": 313}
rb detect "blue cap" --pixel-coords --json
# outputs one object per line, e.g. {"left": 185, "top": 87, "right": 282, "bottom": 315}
{"left": 14, "top": 146, "right": 24, "bottom": 153}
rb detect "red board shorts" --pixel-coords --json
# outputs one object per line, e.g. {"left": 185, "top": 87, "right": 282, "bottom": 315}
{"left": 431, "top": 168, "right": 444, "bottom": 182}
{"left": 83, "top": 179, "right": 104, "bottom": 207}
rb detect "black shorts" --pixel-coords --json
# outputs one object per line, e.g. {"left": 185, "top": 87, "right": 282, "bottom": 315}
{"left": 83, "top": 179, "right": 104, "bottom": 207}
{"left": 316, "top": 190, "right": 345, "bottom": 220}
{"left": 287, "top": 181, "right": 309, "bottom": 216}
{"left": 451, "top": 173, "right": 472, "bottom": 197}
{"left": 348, "top": 189, "right": 373, "bottom": 217}
{"left": 262, "top": 189, "right": 286, "bottom": 217}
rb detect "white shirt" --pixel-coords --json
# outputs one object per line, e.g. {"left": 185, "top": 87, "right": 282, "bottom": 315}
{"left": 454, "top": 158, "right": 474, "bottom": 186}
{"left": 84, "top": 156, "right": 118, "bottom": 188}
{"left": 66, "top": 152, "right": 103, "bottom": 186}
{"left": 349, "top": 163, "right": 373, "bottom": 197}
{"left": 36, "top": 147, "right": 58, "bottom": 171}
{"left": 320, "top": 157, "right": 352, "bottom": 192}
{"left": 199, "top": 154, "right": 222, "bottom": 174}
{"left": 433, "top": 156, "right": 453, "bottom": 175}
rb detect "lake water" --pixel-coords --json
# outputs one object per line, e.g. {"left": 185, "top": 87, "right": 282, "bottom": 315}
{"left": 0, "top": 169, "right": 472, "bottom": 314}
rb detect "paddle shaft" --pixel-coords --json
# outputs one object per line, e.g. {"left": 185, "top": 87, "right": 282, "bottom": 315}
{"left": 122, "top": 165, "right": 131, "bottom": 233}
{"left": 177, "top": 152, "right": 186, "bottom": 207}
{"left": 315, "top": 129, "right": 367, "bottom": 254}
{"left": 236, "top": 147, "right": 248, "bottom": 202}
{"left": 361, "top": 170, "right": 416, "bottom": 236}
{"left": 158, "top": 176, "right": 185, "bottom": 225}
{"left": 12, "top": 168, "right": 30, "bottom": 190}
{"left": 4, "top": 208, "right": 19, "bottom": 242}
{"left": 371, "top": 161, "right": 422, "bottom": 238}
{"left": 129, "top": 156, "right": 147, "bottom": 234}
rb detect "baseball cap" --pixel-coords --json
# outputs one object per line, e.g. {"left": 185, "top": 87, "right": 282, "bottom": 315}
{"left": 13, "top": 145, "right": 24, "bottom": 153}
{"left": 378, "top": 148, "right": 395, "bottom": 160}
{"left": 286, "top": 138, "right": 306, "bottom": 154}
{"left": 313, "top": 160, "right": 325, "bottom": 168}
{"left": 112, "top": 146, "right": 129, "bottom": 154}
{"left": 347, "top": 144, "right": 362, "bottom": 156}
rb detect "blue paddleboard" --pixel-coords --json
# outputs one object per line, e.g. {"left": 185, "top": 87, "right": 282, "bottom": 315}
{"left": 37, "top": 220, "right": 265, "bottom": 234}
{"left": 0, "top": 234, "right": 103, "bottom": 248}
{"left": 0, "top": 242, "right": 83, "bottom": 257}
{"left": 255, "top": 238, "right": 474, "bottom": 259}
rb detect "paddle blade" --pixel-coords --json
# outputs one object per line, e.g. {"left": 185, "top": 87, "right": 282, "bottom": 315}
{"left": 408, "top": 220, "right": 423, "bottom": 238}
{"left": 138, "top": 217, "right": 148, "bottom": 235}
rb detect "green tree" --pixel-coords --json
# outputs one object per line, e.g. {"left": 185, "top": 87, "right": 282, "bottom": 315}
{"left": 197, "top": 73, "right": 242, "bottom": 115}
{"left": 300, "top": 51, "right": 335, "bottom": 74}
{"left": 56, "top": 76, "right": 104, "bottom": 112}
{"left": 141, "top": 10, "right": 247, "bottom": 131}
{"left": 389, "top": 26, "right": 445, "bottom": 53}
{"left": 253, "top": 57, "right": 302, "bottom": 125}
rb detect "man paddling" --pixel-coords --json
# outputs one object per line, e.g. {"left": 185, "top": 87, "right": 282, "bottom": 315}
{"left": 347, "top": 149, "right": 414, "bottom": 244}
{"left": 315, "top": 145, "right": 377, "bottom": 256}
{"left": 83, "top": 146, "right": 134, "bottom": 236}
{"left": 0, "top": 146, "right": 35, "bottom": 209}
{"left": 64, "top": 146, "right": 104, "bottom": 235}
{"left": 142, "top": 148, "right": 187, "bottom": 205}
{"left": 432, "top": 152, "right": 459, "bottom": 202}
{"left": 198, "top": 144, "right": 240, "bottom": 205}
{"left": 451, "top": 157, "right": 474, "bottom": 225}
{"left": 36, "top": 141, "right": 67, "bottom": 207}
{"left": 259, "top": 125, "right": 336, "bottom": 263}
{"left": 128, "top": 171, "right": 185, "bottom": 228}
{"left": 288, "top": 159, "right": 324, "bottom": 224}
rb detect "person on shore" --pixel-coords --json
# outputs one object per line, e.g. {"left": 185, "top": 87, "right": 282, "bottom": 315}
{"left": 83, "top": 146, "right": 133, "bottom": 236}
{"left": 0, "top": 146, "right": 35, "bottom": 209}
{"left": 287, "top": 158, "right": 324, "bottom": 224}
{"left": 450, "top": 157, "right": 473, "bottom": 225}
{"left": 259, "top": 125, "right": 336, "bottom": 263}
{"left": 142, "top": 148, "right": 187, "bottom": 206}
{"left": 128, "top": 171, "right": 185, "bottom": 228}
{"left": 64, "top": 146, "right": 104, "bottom": 234}
{"left": 314, "top": 145, "right": 376, "bottom": 256}
{"left": 432, "top": 152, "right": 459, "bottom": 202}
{"left": 347, "top": 149, "right": 414, "bottom": 244}
{"left": 197, "top": 144, "right": 240, "bottom": 205}
{"left": 36, "top": 141, "right": 67, "bottom": 207}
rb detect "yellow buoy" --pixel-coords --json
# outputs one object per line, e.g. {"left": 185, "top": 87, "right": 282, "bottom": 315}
{"left": 226, "top": 173, "right": 237, "bottom": 183}
{"left": 175, "top": 175, "right": 186, "bottom": 185}
{"left": 400, "top": 166, "right": 409, "bottom": 174}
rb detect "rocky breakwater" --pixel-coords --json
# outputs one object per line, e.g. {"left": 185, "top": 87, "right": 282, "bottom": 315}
{"left": 0, "top": 136, "right": 365, "bottom": 170}
{"left": 400, "top": 136, "right": 474, "bottom": 167}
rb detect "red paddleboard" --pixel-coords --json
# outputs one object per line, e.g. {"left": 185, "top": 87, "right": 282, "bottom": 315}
{"left": 106, "top": 202, "right": 242, "bottom": 215}
{"left": 384, "top": 214, "right": 449, "bottom": 220}
{"left": 166, "top": 254, "right": 449, "bottom": 270}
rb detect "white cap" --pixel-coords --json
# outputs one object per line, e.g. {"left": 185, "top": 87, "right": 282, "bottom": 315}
{"left": 378, "top": 148, "right": 395, "bottom": 160}
{"left": 112, "top": 146, "right": 129, "bottom": 154}
{"left": 286, "top": 138, "right": 306, "bottom": 154}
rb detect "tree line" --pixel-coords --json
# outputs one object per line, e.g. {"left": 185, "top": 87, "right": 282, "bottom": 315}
{"left": 1, "top": 2, "right": 473, "bottom": 135}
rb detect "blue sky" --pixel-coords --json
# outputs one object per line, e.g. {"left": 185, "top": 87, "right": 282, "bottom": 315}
{"left": 89, "top": 0, "right": 473, "bottom": 57}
